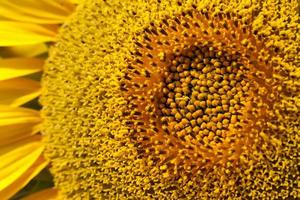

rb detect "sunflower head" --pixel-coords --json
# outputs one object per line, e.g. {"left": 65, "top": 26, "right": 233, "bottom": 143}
{"left": 42, "top": 0, "right": 299, "bottom": 199}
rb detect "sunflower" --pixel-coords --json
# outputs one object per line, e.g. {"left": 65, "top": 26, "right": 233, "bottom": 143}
{"left": 3, "top": 0, "right": 299, "bottom": 199}
{"left": 40, "top": 0, "right": 299, "bottom": 199}
{"left": 0, "top": 0, "right": 82, "bottom": 199}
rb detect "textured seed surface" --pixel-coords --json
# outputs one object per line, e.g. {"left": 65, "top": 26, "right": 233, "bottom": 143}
{"left": 42, "top": 0, "right": 299, "bottom": 199}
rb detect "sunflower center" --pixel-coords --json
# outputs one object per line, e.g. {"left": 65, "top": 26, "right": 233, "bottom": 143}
{"left": 122, "top": 9, "right": 282, "bottom": 176}
{"left": 159, "top": 44, "right": 249, "bottom": 149}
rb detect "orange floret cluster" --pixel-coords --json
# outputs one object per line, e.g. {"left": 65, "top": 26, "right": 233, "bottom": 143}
{"left": 123, "top": 10, "right": 287, "bottom": 174}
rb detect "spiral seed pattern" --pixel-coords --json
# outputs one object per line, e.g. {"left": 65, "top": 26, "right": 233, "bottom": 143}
{"left": 122, "top": 10, "right": 285, "bottom": 176}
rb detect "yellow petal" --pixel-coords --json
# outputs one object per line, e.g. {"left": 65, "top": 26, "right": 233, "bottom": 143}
{"left": 39, "top": 0, "right": 75, "bottom": 14}
{"left": 0, "top": 21, "right": 56, "bottom": 46}
{"left": 0, "top": 44, "right": 48, "bottom": 58}
{"left": 0, "top": 105, "right": 40, "bottom": 126}
{"left": 0, "top": 154, "right": 48, "bottom": 200}
{"left": 0, "top": 135, "right": 42, "bottom": 169}
{"left": 0, "top": 58, "right": 44, "bottom": 81}
{"left": 22, "top": 188, "right": 58, "bottom": 200}
{"left": 0, "top": 9, "right": 65, "bottom": 25}
{"left": 0, "top": 106, "right": 40, "bottom": 146}
{"left": 0, "top": 0, "right": 74, "bottom": 24}
{"left": 0, "top": 78, "right": 40, "bottom": 107}
{"left": 0, "top": 135, "right": 44, "bottom": 189}
{"left": 70, "top": 0, "right": 84, "bottom": 4}
{"left": 0, "top": 122, "right": 40, "bottom": 146}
